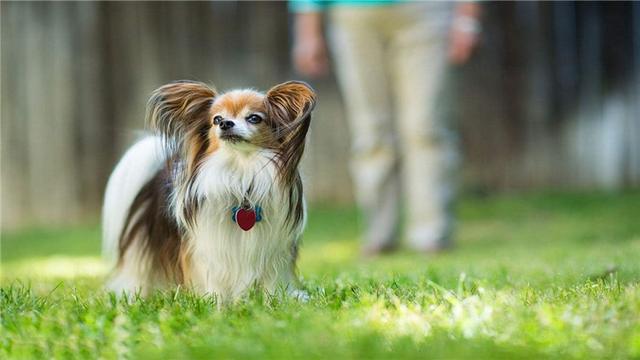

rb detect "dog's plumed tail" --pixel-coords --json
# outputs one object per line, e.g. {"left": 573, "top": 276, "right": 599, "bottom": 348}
{"left": 101, "top": 136, "right": 166, "bottom": 266}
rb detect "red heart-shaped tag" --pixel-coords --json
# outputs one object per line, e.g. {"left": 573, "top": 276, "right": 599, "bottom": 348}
{"left": 235, "top": 208, "right": 256, "bottom": 231}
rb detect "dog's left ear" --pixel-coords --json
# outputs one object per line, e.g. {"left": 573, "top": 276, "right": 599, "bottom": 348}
{"left": 266, "top": 81, "right": 317, "bottom": 185}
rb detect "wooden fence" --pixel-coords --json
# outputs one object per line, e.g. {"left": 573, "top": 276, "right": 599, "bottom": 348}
{"left": 1, "top": 1, "right": 639, "bottom": 229}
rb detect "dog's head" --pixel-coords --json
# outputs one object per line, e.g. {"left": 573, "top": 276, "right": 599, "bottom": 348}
{"left": 146, "top": 80, "right": 316, "bottom": 185}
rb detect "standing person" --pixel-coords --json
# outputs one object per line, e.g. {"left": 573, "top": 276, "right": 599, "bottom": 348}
{"left": 291, "top": 1, "right": 481, "bottom": 255}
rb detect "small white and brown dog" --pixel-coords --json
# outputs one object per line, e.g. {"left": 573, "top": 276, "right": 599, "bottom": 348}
{"left": 102, "top": 80, "right": 315, "bottom": 302}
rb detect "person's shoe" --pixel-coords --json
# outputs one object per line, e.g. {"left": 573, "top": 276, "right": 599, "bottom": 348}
{"left": 407, "top": 222, "right": 454, "bottom": 255}
{"left": 411, "top": 240, "right": 452, "bottom": 254}
{"left": 361, "top": 242, "right": 397, "bottom": 258}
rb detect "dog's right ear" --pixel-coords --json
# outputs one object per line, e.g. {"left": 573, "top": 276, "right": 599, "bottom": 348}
{"left": 146, "top": 80, "right": 217, "bottom": 154}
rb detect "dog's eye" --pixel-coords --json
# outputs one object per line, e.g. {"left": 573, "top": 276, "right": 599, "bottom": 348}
{"left": 213, "top": 115, "right": 223, "bottom": 125}
{"left": 246, "top": 114, "right": 263, "bottom": 124}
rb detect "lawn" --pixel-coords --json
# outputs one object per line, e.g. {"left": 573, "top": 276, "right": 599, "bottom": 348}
{"left": 2, "top": 191, "right": 640, "bottom": 359}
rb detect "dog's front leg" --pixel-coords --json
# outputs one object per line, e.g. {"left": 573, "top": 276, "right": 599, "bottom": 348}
{"left": 271, "top": 260, "right": 309, "bottom": 302}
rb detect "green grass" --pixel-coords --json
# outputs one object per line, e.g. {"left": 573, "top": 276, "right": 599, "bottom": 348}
{"left": 2, "top": 191, "right": 640, "bottom": 359}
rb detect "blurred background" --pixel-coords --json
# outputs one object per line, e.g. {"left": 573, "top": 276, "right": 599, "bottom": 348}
{"left": 2, "top": 1, "right": 640, "bottom": 230}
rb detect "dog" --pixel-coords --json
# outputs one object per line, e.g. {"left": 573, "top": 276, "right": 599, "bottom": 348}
{"left": 102, "top": 80, "right": 315, "bottom": 302}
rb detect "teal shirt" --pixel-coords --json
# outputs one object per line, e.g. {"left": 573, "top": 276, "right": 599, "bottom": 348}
{"left": 289, "top": 0, "right": 401, "bottom": 13}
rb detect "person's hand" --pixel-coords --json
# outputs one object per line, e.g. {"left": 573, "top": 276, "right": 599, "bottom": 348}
{"left": 293, "top": 32, "right": 330, "bottom": 78}
{"left": 448, "top": 24, "right": 480, "bottom": 65}
{"left": 292, "top": 13, "right": 329, "bottom": 78}
{"left": 448, "top": 3, "right": 481, "bottom": 65}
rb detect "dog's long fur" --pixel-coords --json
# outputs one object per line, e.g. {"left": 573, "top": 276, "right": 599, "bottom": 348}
{"left": 102, "top": 80, "right": 315, "bottom": 301}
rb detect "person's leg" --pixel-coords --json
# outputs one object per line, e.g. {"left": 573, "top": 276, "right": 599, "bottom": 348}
{"left": 328, "top": 8, "right": 400, "bottom": 253}
{"left": 389, "top": 3, "right": 459, "bottom": 251}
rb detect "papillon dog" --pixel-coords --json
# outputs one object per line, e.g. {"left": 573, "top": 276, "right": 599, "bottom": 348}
{"left": 102, "top": 80, "right": 315, "bottom": 302}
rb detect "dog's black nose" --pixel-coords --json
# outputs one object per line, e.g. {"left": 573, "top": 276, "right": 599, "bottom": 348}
{"left": 220, "top": 120, "right": 235, "bottom": 130}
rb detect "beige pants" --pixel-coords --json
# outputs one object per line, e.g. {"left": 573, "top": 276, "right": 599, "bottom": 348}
{"left": 328, "top": 2, "right": 458, "bottom": 250}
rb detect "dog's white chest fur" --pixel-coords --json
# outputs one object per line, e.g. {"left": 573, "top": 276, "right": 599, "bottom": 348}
{"left": 182, "top": 146, "right": 302, "bottom": 299}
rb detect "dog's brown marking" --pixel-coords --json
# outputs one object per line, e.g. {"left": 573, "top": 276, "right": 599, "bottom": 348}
{"left": 206, "top": 134, "right": 220, "bottom": 154}
{"left": 287, "top": 175, "right": 305, "bottom": 231}
{"left": 210, "top": 91, "right": 266, "bottom": 119}
{"left": 118, "top": 167, "right": 186, "bottom": 284}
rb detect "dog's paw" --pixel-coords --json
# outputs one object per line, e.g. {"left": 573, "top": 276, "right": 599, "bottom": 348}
{"left": 288, "top": 289, "right": 310, "bottom": 302}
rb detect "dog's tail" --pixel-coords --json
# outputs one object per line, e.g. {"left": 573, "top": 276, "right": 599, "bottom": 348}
{"left": 102, "top": 135, "right": 166, "bottom": 266}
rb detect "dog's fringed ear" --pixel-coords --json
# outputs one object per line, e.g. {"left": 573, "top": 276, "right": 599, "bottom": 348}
{"left": 146, "top": 80, "right": 217, "bottom": 159}
{"left": 266, "top": 81, "right": 316, "bottom": 186}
